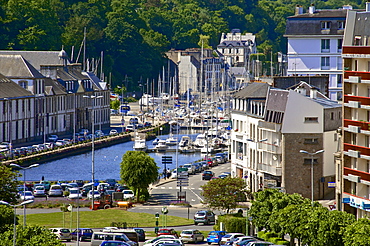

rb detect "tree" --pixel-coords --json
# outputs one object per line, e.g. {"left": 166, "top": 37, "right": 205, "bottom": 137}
{"left": 201, "top": 177, "right": 247, "bottom": 213}
{"left": 0, "top": 164, "right": 20, "bottom": 204}
{"left": 120, "top": 151, "right": 159, "bottom": 202}
{"left": 343, "top": 218, "right": 370, "bottom": 246}
{"left": 0, "top": 224, "right": 64, "bottom": 246}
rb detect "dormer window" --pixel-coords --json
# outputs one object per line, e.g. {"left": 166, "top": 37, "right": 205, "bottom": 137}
{"left": 321, "top": 21, "right": 331, "bottom": 30}
{"left": 338, "top": 21, "right": 345, "bottom": 30}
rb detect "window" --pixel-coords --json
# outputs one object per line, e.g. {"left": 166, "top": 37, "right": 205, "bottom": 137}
{"left": 330, "top": 112, "right": 334, "bottom": 120}
{"left": 19, "top": 81, "right": 27, "bottom": 89}
{"left": 337, "top": 74, "right": 343, "bottom": 87}
{"left": 321, "top": 39, "right": 330, "bottom": 52}
{"left": 338, "top": 21, "right": 345, "bottom": 30}
{"left": 304, "top": 158, "right": 319, "bottom": 165}
{"left": 304, "top": 138, "right": 318, "bottom": 144}
{"left": 321, "top": 57, "right": 330, "bottom": 69}
{"left": 321, "top": 21, "right": 331, "bottom": 30}
{"left": 355, "top": 36, "right": 362, "bottom": 46}
{"left": 304, "top": 117, "right": 318, "bottom": 123}
{"left": 338, "top": 39, "right": 343, "bottom": 52}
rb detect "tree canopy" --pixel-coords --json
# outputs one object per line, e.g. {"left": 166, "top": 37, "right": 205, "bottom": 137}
{"left": 201, "top": 176, "right": 247, "bottom": 213}
{"left": 0, "top": 164, "right": 20, "bottom": 204}
{"left": 0, "top": 0, "right": 365, "bottom": 89}
{"left": 120, "top": 150, "right": 159, "bottom": 202}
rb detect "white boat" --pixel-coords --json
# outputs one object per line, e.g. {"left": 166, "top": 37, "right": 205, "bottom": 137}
{"left": 133, "top": 136, "right": 147, "bottom": 152}
{"left": 152, "top": 138, "right": 160, "bottom": 145}
{"left": 193, "top": 133, "right": 206, "bottom": 148}
{"left": 154, "top": 139, "right": 168, "bottom": 152}
{"left": 180, "top": 145, "right": 196, "bottom": 153}
{"left": 179, "top": 136, "right": 192, "bottom": 147}
{"left": 169, "top": 120, "right": 181, "bottom": 132}
{"left": 200, "top": 146, "right": 215, "bottom": 154}
{"left": 165, "top": 134, "right": 178, "bottom": 146}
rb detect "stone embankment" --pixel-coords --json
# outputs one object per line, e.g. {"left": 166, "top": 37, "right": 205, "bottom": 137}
{"left": 2, "top": 123, "right": 169, "bottom": 166}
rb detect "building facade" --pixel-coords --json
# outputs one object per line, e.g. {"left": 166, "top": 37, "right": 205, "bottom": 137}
{"left": 341, "top": 7, "right": 370, "bottom": 218}
{"left": 285, "top": 5, "right": 351, "bottom": 101}
{"left": 230, "top": 82, "right": 341, "bottom": 199}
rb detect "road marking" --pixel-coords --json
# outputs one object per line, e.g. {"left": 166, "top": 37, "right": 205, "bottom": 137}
{"left": 189, "top": 187, "right": 203, "bottom": 202}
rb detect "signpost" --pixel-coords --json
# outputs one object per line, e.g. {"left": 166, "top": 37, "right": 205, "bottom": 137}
{"left": 162, "top": 156, "right": 172, "bottom": 179}
{"left": 177, "top": 166, "right": 189, "bottom": 200}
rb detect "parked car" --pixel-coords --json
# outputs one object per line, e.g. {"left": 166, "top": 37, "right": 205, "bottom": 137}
{"left": 95, "top": 130, "right": 105, "bottom": 137}
{"left": 143, "top": 236, "right": 178, "bottom": 246}
{"left": 68, "top": 188, "right": 82, "bottom": 199}
{"left": 244, "top": 242, "right": 273, "bottom": 246}
{"left": 144, "top": 122, "right": 152, "bottom": 127}
{"left": 157, "top": 229, "right": 179, "bottom": 237}
{"left": 50, "top": 228, "right": 72, "bottom": 242}
{"left": 55, "top": 140, "right": 67, "bottom": 146}
{"left": 99, "top": 241, "right": 130, "bottom": 246}
{"left": 183, "top": 163, "right": 196, "bottom": 175}
{"left": 18, "top": 191, "right": 34, "bottom": 201}
{"left": 206, "top": 231, "right": 227, "bottom": 245}
{"left": 194, "top": 210, "right": 215, "bottom": 225}
{"left": 220, "top": 233, "right": 245, "bottom": 245}
{"left": 33, "top": 185, "right": 46, "bottom": 197}
{"left": 71, "top": 228, "right": 94, "bottom": 241}
{"left": 229, "top": 236, "right": 257, "bottom": 246}
{"left": 47, "top": 135, "right": 58, "bottom": 142}
{"left": 126, "top": 125, "right": 136, "bottom": 132}
{"left": 234, "top": 238, "right": 259, "bottom": 246}
{"left": 110, "top": 129, "right": 119, "bottom": 135}
{"left": 48, "top": 185, "right": 63, "bottom": 197}
{"left": 87, "top": 190, "right": 101, "bottom": 200}
{"left": 79, "top": 129, "right": 89, "bottom": 136}
{"left": 122, "top": 190, "right": 135, "bottom": 199}
{"left": 133, "top": 228, "right": 146, "bottom": 242}
{"left": 180, "top": 229, "right": 204, "bottom": 243}
{"left": 129, "top": 117, "right": 139, "bottom": 124}
{"left": 202, "top": 171, "right": 214, "bottom": 180}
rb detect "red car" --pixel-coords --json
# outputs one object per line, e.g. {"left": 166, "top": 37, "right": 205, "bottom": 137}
{"left": 157, "top": 228, "right": 179, "bottom": 237}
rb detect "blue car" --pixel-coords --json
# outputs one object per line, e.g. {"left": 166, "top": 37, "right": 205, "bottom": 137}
{"left": 207, "top": 231, "right": 227, "bottom": 245}
{"left": 71, "top": 228, "right": 93, "bottom": 241}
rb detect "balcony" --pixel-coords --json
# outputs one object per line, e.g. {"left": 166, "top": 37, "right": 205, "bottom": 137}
{"left": 344, "top": 167, "right": 370, "bottom": 183}
{"left": 344, "top": 119, "right": 370, "bottom": 131}
{"left": 344, "top": 95, "right": 370, "bottom": 106}
{"left": 259, "top": 143, "right": 282, "bottom": 154}
{"left": 343, "top": 46, "right": 370, "bottom": 55}
{"left": 257, "top": 163, "right": 282, "bottom": 176}
{"left": 344, "top": 143, "right": 370, "bottom": 159}
{"left": 344, "top": 71, "right": 370, "bottom": 80}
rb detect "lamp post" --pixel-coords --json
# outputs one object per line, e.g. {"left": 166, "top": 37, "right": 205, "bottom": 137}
{"left": 0, "top": 200, "right": 34, "bottom": 246}
{"left": 83, "top": 95, "right": 103, "bottom": 210}
{"left": 299, "top": 149, "right": 324, "bottom": 204}
{"left": 9, "top": 163, "right": 39, "bottom": 226}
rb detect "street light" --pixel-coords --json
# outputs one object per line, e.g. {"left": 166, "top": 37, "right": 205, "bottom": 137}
{"left": 0, "top": 200, "right": 34, "bottom": 246}
{"left": 83, "top": 95, "right": 103, "bottom": 210}
{"left": 9, "top": 163, "right": 39, "bottom": 226}
{"left": 300, "top": 149, "right": 324, "bottom": 204}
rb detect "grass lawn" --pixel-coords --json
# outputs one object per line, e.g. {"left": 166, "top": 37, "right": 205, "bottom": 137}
{"left": 23, "top": 208, "right": 193, "bottom": 229}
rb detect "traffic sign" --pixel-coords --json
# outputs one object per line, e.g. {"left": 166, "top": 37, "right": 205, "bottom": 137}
{"left": 177, "top": 176, "right": 189, "bottom": 180}
{"left": 162, "top": 156, "right": 173, "bottom": 164}
{"left": 177, "top": 167, "right": 188, "bottom": 172}
{"left": 177, "top": 182, "right": 189, "bottom": 186}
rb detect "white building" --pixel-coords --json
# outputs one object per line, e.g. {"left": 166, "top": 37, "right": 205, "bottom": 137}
{"left": 284, "top": 5, "right": 354, "bottom": 101}
{"left": 230, "top": 82, "right": 341, "bottom": 199}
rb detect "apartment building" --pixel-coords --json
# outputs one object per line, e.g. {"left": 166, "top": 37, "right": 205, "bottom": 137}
{"left": 285, "top": 5, "right": 352, "bottom": 101}
{"left": 341, "top": 7, "right": 370, "bottom": 218}
{"left": 230, "top": 82, "right": 341, "bottom": 199}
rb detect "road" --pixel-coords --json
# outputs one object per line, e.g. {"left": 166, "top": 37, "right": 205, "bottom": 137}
{"left": 62, "top": 163, "right": 231, "bottom": 246}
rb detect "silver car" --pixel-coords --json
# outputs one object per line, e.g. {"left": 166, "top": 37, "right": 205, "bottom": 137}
{"left": 50, "top": 228, "right": 72, "bottom": 241}
{"left": 48, "top": 185, "right": 63, "bottom": 197}
{"left": 180, "top": 229, "right": 204, "bottom": 243}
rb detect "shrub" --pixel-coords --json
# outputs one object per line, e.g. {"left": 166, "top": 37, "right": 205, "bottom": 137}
{"left": 216, "top": 214, "right": 246, "bottom": 233}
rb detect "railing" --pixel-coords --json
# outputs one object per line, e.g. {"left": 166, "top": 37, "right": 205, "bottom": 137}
{"left": 257, "top": 163, "right": 282, "bottom": 176}
{"left": 344, "top": 143, "right": 370, "bottom": 157}
{"left": 344, "top": 95, "right": 370, "bottom": 106}
{"left": 344, "top": 71, "right": 370, "bottom": 80}
{"left": 344, "top": 167, "right": 370, "bottom": 183}
{"left": 344, "top": 119, "right": 370, "bottom": 131}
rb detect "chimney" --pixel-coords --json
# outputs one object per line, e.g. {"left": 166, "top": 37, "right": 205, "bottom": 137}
{"left": 310, "top": 87, "right": 318, "bottom": 99}
{"left": 295, "top": 5, "right": 303, "bottom": 15}
{"left": 366, "top": 2, "right": 370, "bottom": 12}
{"left": 309, "top": 4, "right": 315, "bottom": 14}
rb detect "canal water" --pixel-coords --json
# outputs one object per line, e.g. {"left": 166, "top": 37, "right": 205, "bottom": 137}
{"left": 24, "top": 130, "right": 204, "bottom": 182}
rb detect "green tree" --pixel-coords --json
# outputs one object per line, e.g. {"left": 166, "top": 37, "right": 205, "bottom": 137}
{"left": 201, "top": 177, "right": 247, "bottom": 213}
{"left": 0, "top": 205, "right": 14, "bottom": 234}
{"left": 0, "top": 224, "right": 64, "bottom": 246}
{"left": 110, "top": 99, "right": 120, "bottom": 110}
{"left": 0, "top": 164, "right": 20, "bottom": 204}
{"left": 343, "top": 218, "right": 370, "bottom": 246}
{"left": 120, "top": 151, "right": 159, "bottom": 202}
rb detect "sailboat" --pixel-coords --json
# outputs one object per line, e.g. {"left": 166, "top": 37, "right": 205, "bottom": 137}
{"left": 179, "top": 135, "right": 196, "bottom": 153}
